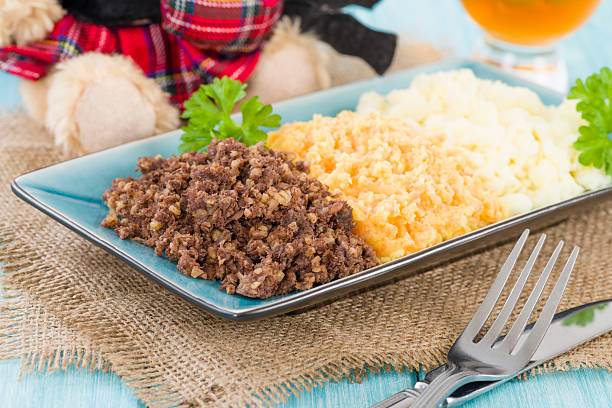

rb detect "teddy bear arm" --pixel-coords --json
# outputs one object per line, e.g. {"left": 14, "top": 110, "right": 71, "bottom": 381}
{"left": 38, "top": 53, "right": 179, "bottom": 155}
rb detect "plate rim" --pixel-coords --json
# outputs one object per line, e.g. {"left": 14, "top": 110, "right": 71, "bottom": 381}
{"left": 13, "top": 175, "right": 612, "bottom": 320}
{"left": 9, "top": 58, "right": 597, "bottom": 320}
{"left": 10, "top": 178, "right": 244, "bottom": 319}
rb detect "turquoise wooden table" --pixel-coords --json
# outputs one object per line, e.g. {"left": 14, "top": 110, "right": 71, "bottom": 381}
{"left": 1, "top": 1, "right": 611, "bottom": 407}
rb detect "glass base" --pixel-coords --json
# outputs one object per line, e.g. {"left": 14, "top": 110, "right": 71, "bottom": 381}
{"left": 473, "top": 36, "right": 568, "bottom": 94}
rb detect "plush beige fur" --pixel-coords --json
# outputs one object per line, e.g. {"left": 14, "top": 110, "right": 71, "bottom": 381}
{"left": 12, "top": 9, "right": 440, "bottom": 156}
{"left": 250, "top": 17, "right": 441, "bottom": 104}
{"left": 0, "top": 0, "right": 64, "bottom": 46}
{"left": 322, "top": 35, "right": 442, "bottom": 87}
{"left": 72, "top": 76, "right": 157, "bottom": 153}
{"left": 19, "top": 75, "right": 50, "bottom": 123}
{"left": 387, "top": 36, "right": 443, "bottom": 73}
{"left": 32, "top": 53, "right": 179, "bottom": 155}
{"left": 247, "top": 17, "right": 330, "bottom": 105}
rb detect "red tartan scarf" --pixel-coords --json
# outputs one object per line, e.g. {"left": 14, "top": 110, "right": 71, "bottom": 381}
{"left": 0, "top": 0, "right": 283, "bottom": 108}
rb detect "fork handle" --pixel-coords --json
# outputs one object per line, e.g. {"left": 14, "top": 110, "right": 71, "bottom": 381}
{"left": 409, "top": 363, "right": 478, "bottom": 407}
{"left": 369, "top": 383, "right": 426, "bottom": 408}
{"left": 371, "top": 363, "right": 478, "bottom": 408}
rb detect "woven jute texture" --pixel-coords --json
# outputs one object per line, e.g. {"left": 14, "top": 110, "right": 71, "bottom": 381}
{"left": 0, "top": 113, "right": 610, "bottom": 407}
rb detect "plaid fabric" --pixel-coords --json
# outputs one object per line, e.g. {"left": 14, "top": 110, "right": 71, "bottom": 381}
{"left": 0, "top": 12, "right": 268, "bottom": 108}
{"left": 162, "top": 0, "right": 283, "bottom": 55}
{"left": 0, "top": 16, "right": 117, "bottom": 81}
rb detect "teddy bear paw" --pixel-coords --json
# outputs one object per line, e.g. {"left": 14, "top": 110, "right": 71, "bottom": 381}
{"left": 0, "top": 0, "right": 65, "bottom": 46}
{"left": 73, "top": 76, "right": 158, "bottom": 153}
{"left": 246, "top": 17, "right": 331, "bottom": 104}
{"left": 30, "top": 53, "right": 180, "bottom": 155}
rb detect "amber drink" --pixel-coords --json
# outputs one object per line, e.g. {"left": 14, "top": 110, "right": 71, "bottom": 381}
{"left": 461, "top": 0, "right": 601, "bottom": 91}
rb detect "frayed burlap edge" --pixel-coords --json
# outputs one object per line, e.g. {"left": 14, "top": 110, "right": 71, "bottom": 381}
{"left": 2, "top": 221, "right": 610, "bottom": 408}
{"left": 0, "top": 226, "right": 430, "bottom": 407}
{"left": 0, "top": 229, "right": 186, "bottom": 407}
{"left": 0, "top": 111, "right": 610, "bottom": 407}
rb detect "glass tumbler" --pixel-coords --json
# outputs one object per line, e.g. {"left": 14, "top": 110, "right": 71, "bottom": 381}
{"left": 461, "top": 0, "right": 601, "bottom": 92}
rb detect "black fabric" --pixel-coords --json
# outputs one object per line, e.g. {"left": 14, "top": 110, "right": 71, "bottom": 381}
{"left": 284, "top": 0, "right": 397, "bottom": 74}
{"left": 59, "top": 0, "right": 161, "bottom": 26}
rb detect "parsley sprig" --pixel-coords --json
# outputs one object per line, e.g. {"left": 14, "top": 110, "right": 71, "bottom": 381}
{"left": 178, "top": 77, "right": 281, "bottom": 153}
{"left": 569, "top": 67, "right": 612, "bottom": 175}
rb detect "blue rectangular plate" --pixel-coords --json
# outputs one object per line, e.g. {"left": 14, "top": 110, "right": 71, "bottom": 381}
{"left": 12, "top": 59, "right": 612, "bottom": 320}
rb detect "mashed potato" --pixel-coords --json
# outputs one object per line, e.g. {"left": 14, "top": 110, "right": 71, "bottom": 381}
{"left": 357, "top": 69, "right": 611, "bottom": 215}
{"left": 268, "top": 111, "right": 507, "bottom": 262}
{"left": 268, "top": 69, "right": 611, "bottom": 261}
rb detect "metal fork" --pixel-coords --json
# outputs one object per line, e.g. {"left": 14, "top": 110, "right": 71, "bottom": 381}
{"left": 374, "top": 229, "right": 579, "bottom": 408}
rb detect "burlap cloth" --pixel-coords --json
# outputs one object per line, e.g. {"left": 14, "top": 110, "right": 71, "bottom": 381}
{"left": 0, "top": 113, "right": 610, "bottom": 407}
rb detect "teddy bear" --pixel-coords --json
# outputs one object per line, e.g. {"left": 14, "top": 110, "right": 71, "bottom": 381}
{"left": 0, "top": 0, "right": 440, "bottom": 156}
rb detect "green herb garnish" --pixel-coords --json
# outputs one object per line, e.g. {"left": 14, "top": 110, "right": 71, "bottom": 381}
{"left": 568, "top": 67, "right": 612, "bottom": 175}
{"left": 178, "top": 77, "right": 281, "bottom": 153}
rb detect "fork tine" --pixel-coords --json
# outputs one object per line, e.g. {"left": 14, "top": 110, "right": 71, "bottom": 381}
{"left": 460, "top": 229, "right": 530, "bottom": 341}
{"left": 514, "top": 246, "right": 579, "bottom": 358}
{"left": 497, "top": 240, "right": 564, "bottom": 353}
{"left": 479, "top": 234, "right": 546, "bottom": 347}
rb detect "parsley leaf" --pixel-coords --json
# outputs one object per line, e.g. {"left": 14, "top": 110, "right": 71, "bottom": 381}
{"left": 241, "top": 96, "right": 281, "bottom": 146}
{"left": 568, "top": 67, "right": 612, "bottom": 175}
{"left": 178, "top": 77, "right": 280, "bottom": 153}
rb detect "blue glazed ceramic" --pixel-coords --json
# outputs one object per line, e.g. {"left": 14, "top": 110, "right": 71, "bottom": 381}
{"left": 14, "top": 59, "right": 595, "bottom": 320}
